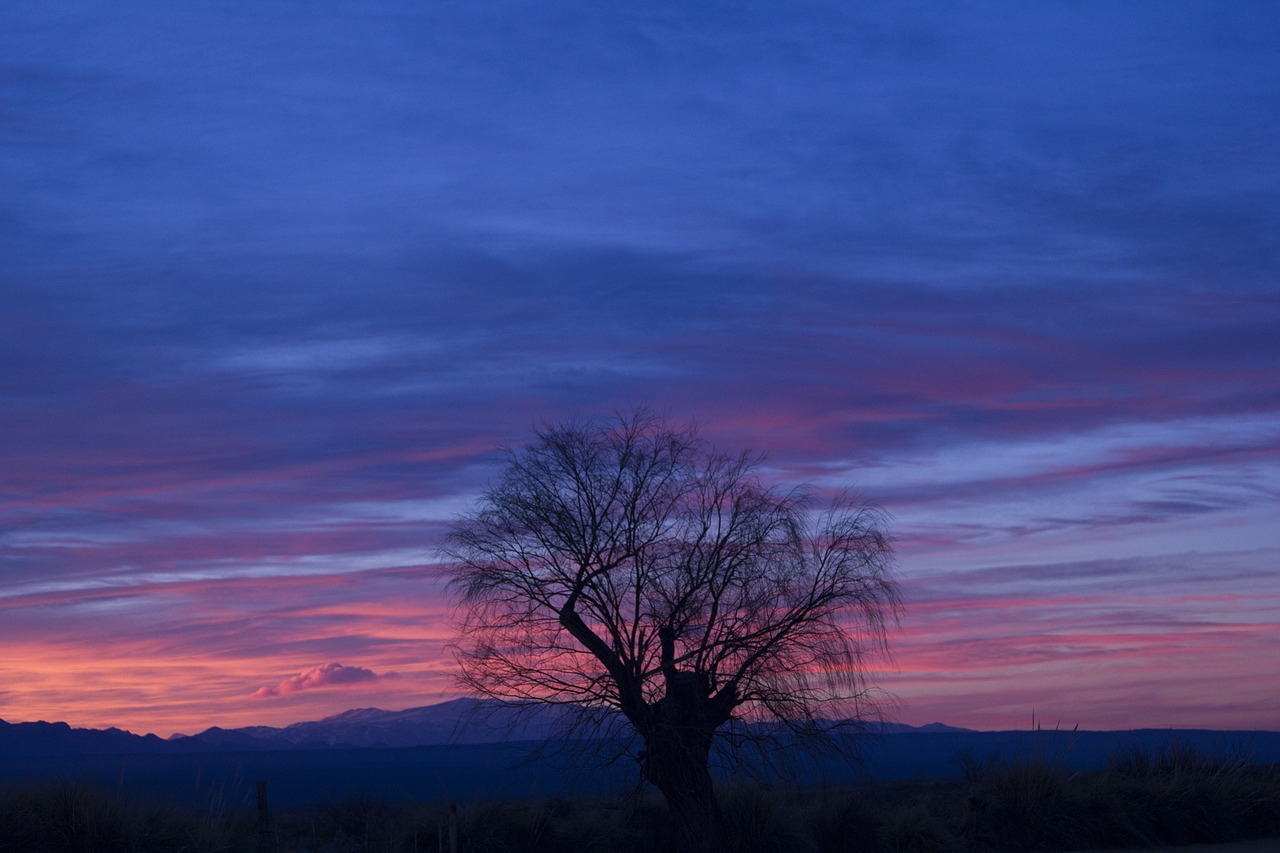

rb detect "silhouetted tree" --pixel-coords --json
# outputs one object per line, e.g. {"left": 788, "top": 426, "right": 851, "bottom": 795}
{"left": 444, "top": 411, "right": 901, "bottom": 853}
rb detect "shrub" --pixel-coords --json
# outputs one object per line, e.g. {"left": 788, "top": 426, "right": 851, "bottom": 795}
{"left": 964, "top": 746, "right": 1280, "bottom": 852}
{"left": 967, "top": 758, "right": 1091, "bottom": 851}
{"left": 806, "top": 792, "right": 881, "bottom": 853}
{"left": 719, "top": 786, "right": 815, "bottom": 853}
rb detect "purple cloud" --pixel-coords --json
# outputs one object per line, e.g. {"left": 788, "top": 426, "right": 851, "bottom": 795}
{"left": 252, "top": 663, "right": 398, "bottom": 700}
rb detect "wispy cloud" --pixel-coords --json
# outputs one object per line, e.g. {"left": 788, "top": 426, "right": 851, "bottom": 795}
{"left": 0, "top": 1, "right": 1276, "bottom": 734}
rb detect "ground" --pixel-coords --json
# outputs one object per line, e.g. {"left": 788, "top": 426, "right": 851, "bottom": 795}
{"left": 1068, "top": 840, "right": 1280, "bottom": 853}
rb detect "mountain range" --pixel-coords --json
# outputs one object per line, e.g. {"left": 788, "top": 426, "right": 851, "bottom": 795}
{"left": 0, "top": 698, "right": 969, "bottom": 755}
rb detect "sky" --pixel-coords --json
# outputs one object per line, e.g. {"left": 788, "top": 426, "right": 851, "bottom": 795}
{"left": 1, "top": 1, "right": 1277, "bottom": 737}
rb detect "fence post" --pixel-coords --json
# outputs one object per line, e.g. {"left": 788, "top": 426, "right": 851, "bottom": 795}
{"left": 448, "top": 803, "right": 459, "bottom": 853}
{"left": 256, "top": 779, "right": 274, "bottom": 852}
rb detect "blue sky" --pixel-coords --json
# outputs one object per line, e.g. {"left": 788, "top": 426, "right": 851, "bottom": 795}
{"left": 1, "top": 1, "right": 1277, "bottom": 735}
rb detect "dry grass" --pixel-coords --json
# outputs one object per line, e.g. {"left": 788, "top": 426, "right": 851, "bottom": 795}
{"left": 0, "top": 778, "right": 247, "bottom": 852}
{"left": 1, "top": 744, "right": 1276, "bottom": 852}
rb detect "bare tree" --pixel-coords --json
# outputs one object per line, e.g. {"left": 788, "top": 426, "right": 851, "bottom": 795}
{"left": 444, "top": 411, "right": 901, "bottom": 853}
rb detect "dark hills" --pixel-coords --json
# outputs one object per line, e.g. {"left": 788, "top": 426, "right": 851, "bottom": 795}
{"left": 0, "top": 718, "right": 169, "bottom": 756}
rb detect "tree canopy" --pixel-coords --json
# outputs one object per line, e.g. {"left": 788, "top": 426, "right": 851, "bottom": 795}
{"left": 444, "top": 411, "right": 901, "bottom": 852}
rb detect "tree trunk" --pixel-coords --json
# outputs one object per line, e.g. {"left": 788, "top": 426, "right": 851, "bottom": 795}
{"left": 639, "top": 648, "right": 729, "bottom": 853}
{"left": 642, "top": 722, "right": 726, "bottom": 853}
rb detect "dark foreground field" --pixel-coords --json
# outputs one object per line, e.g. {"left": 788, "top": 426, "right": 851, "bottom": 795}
{"left": 4, "top": 728, "right": 1278, "bottom": 810}
{"left": 1069, "top": 842, "right": 1280, "bottom": 853}
{"left": 1, "top": 742, "right": 1278, "bottom": 853}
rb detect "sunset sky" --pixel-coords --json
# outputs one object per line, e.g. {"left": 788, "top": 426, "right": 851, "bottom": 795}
{"left": 2, "top": 2, "right": 1277, "bottom": 737}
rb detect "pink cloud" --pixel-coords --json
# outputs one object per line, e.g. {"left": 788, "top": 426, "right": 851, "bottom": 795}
{"left": 252, "top": 663, "right": 398, "bottom": 699}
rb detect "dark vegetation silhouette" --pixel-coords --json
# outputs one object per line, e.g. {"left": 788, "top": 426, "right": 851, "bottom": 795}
{"left": 443, "top": 410, "right": 902, "bottom": 852}
{"left": 3, "top": 741, "right": 1279, "bottom": 852}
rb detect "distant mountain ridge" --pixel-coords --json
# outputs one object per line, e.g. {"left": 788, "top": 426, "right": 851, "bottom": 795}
{"left": 877, "top": 721, "right": 971, "bottom": 734}
{"left": 5, "top": 707, "right": 1280, "bottom": 808}
{"left": 0, "top": 699, "right": 971, "bottom": 754}
{"left": 0, "top": 718, "right": 169, "bottom": 756}
{"left": 173, "top": 697, "right": 567, "bottom": 750}
{"left": 174, "top": 702, "right": 974, "bottom": 750}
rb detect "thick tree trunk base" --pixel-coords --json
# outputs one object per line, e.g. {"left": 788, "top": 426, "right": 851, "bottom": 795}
{"left": 642, "top": 734, "right": 727, "bottom": 853}
{"left": 658, "top": 783, "right": 727, "bottom": 853}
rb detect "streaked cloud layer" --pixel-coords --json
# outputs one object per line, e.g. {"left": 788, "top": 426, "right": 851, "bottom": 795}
{"left": 2, "top": 1, "right": 1277, "bottom": 735}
